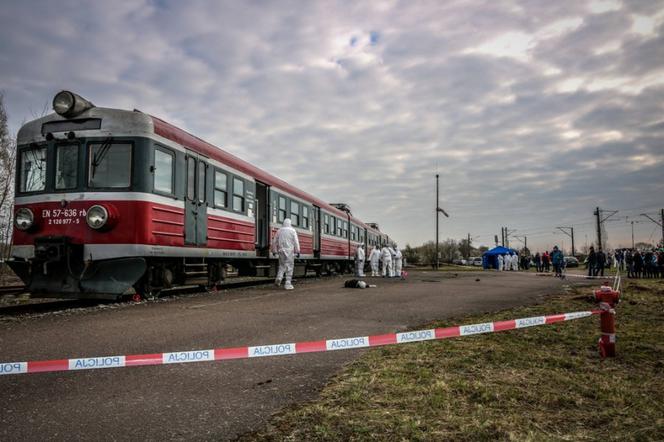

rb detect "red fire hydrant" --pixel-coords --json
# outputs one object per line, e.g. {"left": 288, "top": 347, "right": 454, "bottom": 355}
{"left": 594, "top": 285, "right": 620, "bottom": 357}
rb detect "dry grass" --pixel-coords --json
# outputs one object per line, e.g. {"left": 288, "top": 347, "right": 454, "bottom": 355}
{"left": 241, "top": 279, "right": 664, "bottom": 441}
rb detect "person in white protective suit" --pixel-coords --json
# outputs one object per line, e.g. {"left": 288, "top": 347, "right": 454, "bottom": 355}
{"left": 497, "top": 254, "right": 504, "bottom": 271}
{"left": 369, "top": 246, "right": 381, "bottom": 276}
{"left": 388, "top": 245, "right": 397, "bottom": 277}
{"left": 355, "top": 244, "right": 366, "bottom": 277}
{"left": 380, "top": 245, "right": 393, "bottom": 277}
{"left": 512, "top": 253, "right": 519, "bottom": 271}
{"left": 394, "top": 246, "right": 403, "bottom": 278}
{"left": 272, "top": 218, "right": 300, "bottom": 290}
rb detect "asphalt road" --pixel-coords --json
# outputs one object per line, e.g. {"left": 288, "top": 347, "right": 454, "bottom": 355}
{"left": 0, "top": 270, "right": 584, "bottom": 440}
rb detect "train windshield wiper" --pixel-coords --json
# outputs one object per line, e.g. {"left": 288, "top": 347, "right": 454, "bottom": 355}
{"left": 91, "top": 137, "right": 113, "bottom": 179}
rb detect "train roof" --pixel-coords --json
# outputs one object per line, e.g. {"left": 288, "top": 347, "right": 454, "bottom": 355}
{"left": 17, "top": 106, "right": 374, "bottom": 225}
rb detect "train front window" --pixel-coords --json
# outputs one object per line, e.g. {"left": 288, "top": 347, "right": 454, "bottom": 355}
{"left": 19, "top": 146, "right": 47, "bottom": 193}
{"left": 89, "top": 142, "right": 132, "bottom": 188}
{"left": 55, "top": 144, "right": 78, "bottom": 190}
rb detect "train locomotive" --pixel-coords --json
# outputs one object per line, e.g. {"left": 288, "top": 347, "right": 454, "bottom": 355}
{"left": 9, "top": 91, "right": 392, "bottom": 299}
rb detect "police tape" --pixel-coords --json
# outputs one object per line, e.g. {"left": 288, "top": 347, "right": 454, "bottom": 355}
{"left": 0, "top": 310, "right": 601, "bottom": 376}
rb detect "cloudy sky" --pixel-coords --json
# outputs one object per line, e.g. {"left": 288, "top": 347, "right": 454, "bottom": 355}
{"left": 1, "top": 0, "right": 663, "bottom": 252}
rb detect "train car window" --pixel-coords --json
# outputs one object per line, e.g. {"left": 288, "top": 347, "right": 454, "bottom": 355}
{"left": 290, "top": 201, "right": 300, "bottom": 226}
{"left": 186, "top": 157, "right": 196, "bottom": 200}
{"left": 335, "top": 218, "right": 341, "bottom": 237}
{"left": 302, "top": 206, "right": 309, "bottom": 229}
{"left": 19, "top": 146, "right": 47, "bottom": 193}
{"left": 88, "top": 142, "right": 132, "bottom": 188}
{"left": 214, "top": 170, "right": 227, "bottom": 208}
{"left": 351, "top": 226, "right": 356, "bottom": 241}
{"left": 324, "top": 214, "right": 330, "bottom": 234}
{"left": 343, "top": 221, "right": 348, "bottom": 238}
{"left": 232, "top": 177, "right": 245, "bottom": 212}
{"left": 197, "top": 160, "right": 206, "bottom": 203}
{"left": 55, "top": 144, "right": 78, "bottom": 190}
{"left": 153, "top": 148, "right": 174, "bottom": 195}
{"left": 278, "top": 196, "right": 287, "bottom": 222}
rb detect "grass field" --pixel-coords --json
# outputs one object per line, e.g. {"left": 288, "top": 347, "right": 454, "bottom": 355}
{"left": 243, "top": 279, "right": 664, "bottom": 441}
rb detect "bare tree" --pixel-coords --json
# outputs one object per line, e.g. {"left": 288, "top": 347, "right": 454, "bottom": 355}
{"left": 0, "top": 92, "right": 17, "bottom": 264}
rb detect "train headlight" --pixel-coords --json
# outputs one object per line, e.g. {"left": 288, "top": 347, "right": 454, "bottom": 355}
{"left": 14, "top": 208, "right": 34, "bottom": 231}
{"left": 53, "top": 91, "right": 75, "bottom": 116}
{"left": 86, "top": 205, "right": 108, "bottom": 230}
{"left": 53, "top": 91, "right": 95, "bottom": 118}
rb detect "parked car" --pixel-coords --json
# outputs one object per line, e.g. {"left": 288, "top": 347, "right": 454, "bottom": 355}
{"left": 453, "top": 259, "right": 468, "bottom": 265}
{"left": 563, "top": 256, "right": 579, "bottom": 268}
{"left": 469, "top": 257, "right": 483, "bottom": 266}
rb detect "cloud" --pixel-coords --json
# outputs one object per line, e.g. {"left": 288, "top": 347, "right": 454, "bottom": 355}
{"left": 1, "top": 0, "right": 662, "bottom": 250}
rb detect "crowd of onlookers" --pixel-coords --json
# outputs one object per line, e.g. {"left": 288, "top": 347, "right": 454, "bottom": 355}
{"left": 609, "top": 248, "right": 664, "bottom": 279}
{"left": 499, "top": 246, "right": 664, "bottom": 279}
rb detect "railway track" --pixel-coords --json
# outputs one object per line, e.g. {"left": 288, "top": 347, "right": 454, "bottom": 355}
{"left": 0, "top": 275, "right": 311, "bottom": 317}
{"left": 0, "top": 285, "right": 27, "bottom": 296}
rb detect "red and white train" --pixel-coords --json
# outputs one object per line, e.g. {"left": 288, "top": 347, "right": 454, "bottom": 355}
{"left": 9, "top": 91, "right": 392, "bottom": 299}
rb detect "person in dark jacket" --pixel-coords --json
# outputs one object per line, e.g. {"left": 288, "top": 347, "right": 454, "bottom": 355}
{"left": 534, "top": 253, "right": 542, "bottom": 272}
{"left": 587, "top": 246, "right": 596, "bottom": 277}
{"left": 542, "top": 251, "right": 550, "bottom": 272}
{"left": 596, "top": 250, "right": 606, "bottom": 276}
{"left": 633, "top": 251, "right": 643, "bottom": 278}
{"left": 625, "top": 250, "right": 634, "bottom": 278}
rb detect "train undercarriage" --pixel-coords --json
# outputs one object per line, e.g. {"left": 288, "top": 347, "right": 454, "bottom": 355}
{"left": 8, "top": 237, "right": 353, "bottom": 301}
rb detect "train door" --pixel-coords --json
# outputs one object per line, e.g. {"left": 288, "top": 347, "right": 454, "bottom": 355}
{"left": 255, "top": 181, "right": 270, "bottom": 257}
{"left": 184, "top": 153, "right": 209, "bottom": 246}
{"left": 313, "top": 206, "right": 321, "bottom": 258}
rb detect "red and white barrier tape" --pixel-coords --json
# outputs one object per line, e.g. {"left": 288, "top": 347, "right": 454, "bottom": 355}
{"left": 0, "top": 310, "right": 601, "bottom": 376}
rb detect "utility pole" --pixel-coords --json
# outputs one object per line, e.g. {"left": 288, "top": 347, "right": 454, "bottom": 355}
{"left": 594, "top": 207, "right": 619, "bottom": 251}
{"left": 435, "top": 174, "right": 449, "bottom": 269}
{"left": 467, "top": 233, "right": 471, "bottom": 259}
{"left": 640, "top": 210, "right": 664, "bottom": 247}
{"left": 435, "top": 175, "right": 439, "bottom": 269}
{"left": 556, "top": 227, "right": 575, "bottom": 256}
{"left": 595, "top": 207, "right": 602, "bottom": 252}
{"left": 501, "top": 227, "right": 505, "bottom": 247}
{"left": 631, "top": 221, "right": 635, "bottom": 249}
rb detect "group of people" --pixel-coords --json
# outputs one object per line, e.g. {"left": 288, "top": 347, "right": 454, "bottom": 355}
{"left": 611, "top": 248, "right": 664, "bottom": 279}
{"left": 533, "top": 251, "right": 552, "bottom": 272}
{"left": 357, "top": 244, "right": 403, "bottom": 278}
{"left": 585, "top": 246, "right": 608, "bottom": 277}
{"left": 496, "top": 252, "right": 519, "bottom": 271}
{"left": 499, "top": 247, "right": 566, "bottom": 277}
{"left": 271, "top": 218, "right": 405, "bottom": 291}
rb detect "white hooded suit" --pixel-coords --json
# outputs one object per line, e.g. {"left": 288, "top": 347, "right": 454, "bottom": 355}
{"left": 380, "top": 246, "right": 393, "bottom": 277}
{"left": 271, "top": 218, "right": 300, "bottom": 289}
{"left": 355, "top": 245, "right": 366, "bottom": 277}
{"left": 394, "top": 247, "right": 403, "bottom": 277}
{"left": 369, "top": 246, "right": 380, "bottom": 276}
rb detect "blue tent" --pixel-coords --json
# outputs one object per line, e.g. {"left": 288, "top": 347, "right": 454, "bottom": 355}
{"left": 482, "top": 246, "right": 518, "bottom": 269}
